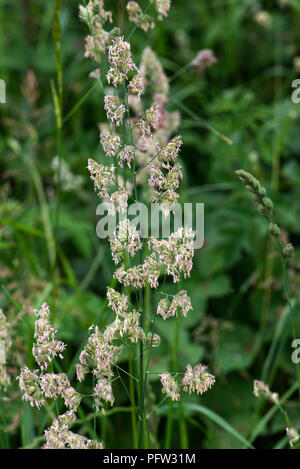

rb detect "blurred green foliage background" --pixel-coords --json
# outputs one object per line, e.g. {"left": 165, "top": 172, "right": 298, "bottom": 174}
{"left": 1, "top": 0, "right": 300, "bottom": 449}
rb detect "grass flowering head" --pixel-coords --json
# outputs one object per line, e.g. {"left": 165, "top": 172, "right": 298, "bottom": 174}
{"left": 191, "top": 49, "right": 217, "bottom": 73}
{"left": 17, "top": 367, "right": 45, "bottom": 409}
{"left": 154, "top": 0, "right": 171, "bottom": 20}
{"left": 160, "top": 372, "right": 180, "bottom": 401}
{"left": 43, "top": 410, "right": 104, "bottom": 449}
{"left": 286, "top": 427, "right": 299, "bottom": 447}
{"left": 110, "top": 219, "right": 142, "bottom": 265}
{"left": 157, "top": 290, "right": 192, "bottom": 319}
{"left": 104, "top": 95, "right": 126, "bottom": 127}
{"left": 127, "top": 1, "right": 155, "bottom": 32}
{"left": 32, "top": 303, "right": 66, "bottom": 370}
{"left": 87, "top": 158, "right": 115, "bottom": 199}
{"left": 182, "top": 364, "right": 215, "bottom": 395}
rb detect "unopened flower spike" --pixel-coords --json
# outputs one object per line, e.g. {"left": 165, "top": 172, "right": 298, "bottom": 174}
{"left": 236, "top": 169, "right": 295, "bottom": 264}
{"left": 253, "top": 380, "right": 279, "bottom": 405}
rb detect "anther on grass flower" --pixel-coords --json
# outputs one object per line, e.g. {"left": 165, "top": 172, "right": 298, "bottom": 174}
{"left": 32, "top": 303, "right": 66, "bottom": 370}
{"left": 182, "top": 364, "right": 215, "bottom": 395}
{"left": 100, "top": 132, "right": 121, "bottom": 156}
{"left": 127, "top": 1, "right": 155, "bottom": 32}
{"left": 160, "top": 372, "right": 180, "bottom": 401}
{"left": 154, "top": 0, "right": 171, "bottom": 20}
{"left": 286, "top": 427, "right": 299, "bottom": 447}
{"left": 104, "top": 95, "right": 126, "bottom": 127}
{"left": 110, "top": 219, "right": 142, "bottom": 264}
{"left": 191, "top": 49, "right": 217, "bottom": 73}
{"left": 157, "top": 290, "right": 192, "bottom": 320}
{"left": 87, "top": 158, "right": 115, "bottom": 199}
{"left": 253, "top": 380, "right": 279, "bottom": 405}
{"left": 17, "top": 367, "right": 45, "bottom": 409}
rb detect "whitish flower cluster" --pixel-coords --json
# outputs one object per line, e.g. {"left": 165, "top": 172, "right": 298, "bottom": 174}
{"left": 87, "top": 158, "right": 128, "bottom": 214}
{"left": 140, "top": 47, "right": 169, "bottom": 96}
{"left": 32, "top": 303, "right": 66, "bottom": 370}
{"left": 94, "top": 378, "right": 115, "bottom": 410}
{"left": 115, "top": 227, "right": 194, "bottom": 289}
{"left": 148, "top": 227, "right": 195, "bottom": 282}
{"left": 87, "top": 158, "right": 115, "bottom": 198}
{"left": 79, "top": 0, "right": 115, "bottom": 64}
{"left": 148, "top": 135, "right": 183, "bottom": 214}
{"left": 110, "top": 219, "right": 142, "bottom": 264}
{"left": 52, "top": 157, "right": 84, "bottom": 192}
{"left": 191, "top": 49, "right": 217, "bottom": 73}
{"left": 138, "top": 104, "right": 160, "bottom": 140}
{"left": 40, "top": 373, "right": 81, "bottom": 410}
{"left": 127, "top": 1, "right": 155, "bottom": 32}
{"left": 76, "top": 326, "right": 123, "bottom": 382}
{"left": 0, "top": 309, "right": 11, "bottom": 390}
{"left": 157, "top": 290, "right": 192, "bottom": 320}
{"left": 104, "top": 310, "right": 146, "bottom": 344}
{"left": 154, "top": 0, "right": 171, "bottom": 20}
{"left": 182, "top": 364, "right": 215, "bottom": 395}
{"left": 43, "top": 410, "right": 104, "bottom": 449}
{"left": 158, "top": 136, "right": 183, "bottom": 169}
{"left": 107, "top": 287, "right": 129, "bottom": 317}
{"left": 286, "top": 427, "right": 300, "bottom": 448}
{"left": 100, "top": 132, "right": 121, "bottom": 157}
{"left": 253, "top": 380, "right": 279, "bottom": 405}
{"left": 104, "top": 95, "right": 126, "bottom": 126}
{"left": 18, "top": 303, "right": 82, "bottom": 414}
{"left": 118, "top": 146, "right": 135, "bottom": 168}
{"left": 76, "top": 289, "right": 151, "bottom": 411}
{"left": 160, "top": 373, "right": 180, "bottom": 401}
{"left": 17, "top": 367, "right": 45, "bottom": 409}
{"left": 107, "top": 36, "right": 138, "bottom": 86}
{"left": 160, "top": 364, "right": 215, "bottom": 401}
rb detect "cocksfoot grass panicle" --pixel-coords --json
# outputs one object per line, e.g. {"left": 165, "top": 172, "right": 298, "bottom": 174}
{"left": 182, "top": 364, "right": 215, "bottom": 395}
